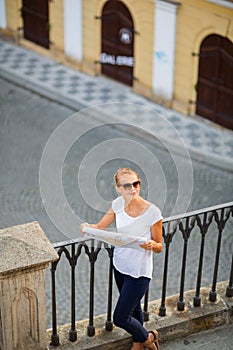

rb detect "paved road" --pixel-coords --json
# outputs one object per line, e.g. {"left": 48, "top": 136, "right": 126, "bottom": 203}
{"left": 1, "top": 38, "right": 233, "bottom": 172}
{"left": 0, "top": 78, "right": 233, "bottom": 327}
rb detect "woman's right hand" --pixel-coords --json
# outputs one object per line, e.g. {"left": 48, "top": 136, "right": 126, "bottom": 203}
{"left": 80, "top": 222, "right": 89, "bottom": 234}
{"left": 80, "top": 223, "right": 99, "bottom": 233}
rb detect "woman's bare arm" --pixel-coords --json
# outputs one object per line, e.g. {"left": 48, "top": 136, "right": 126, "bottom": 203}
{"left": 80, "top": 208, "right": 115, "bottom": 232}
{"left": 140, "top": 219, "right": 163, "bottom": 253}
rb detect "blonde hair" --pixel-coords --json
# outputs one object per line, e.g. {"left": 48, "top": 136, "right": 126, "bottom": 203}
{"left": 114, "top": 168, "right": 140, "bottom": 185}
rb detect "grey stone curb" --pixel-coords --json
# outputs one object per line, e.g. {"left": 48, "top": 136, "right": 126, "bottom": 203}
{"left": 1, "top": 69, "right": 233, "bottom": 173}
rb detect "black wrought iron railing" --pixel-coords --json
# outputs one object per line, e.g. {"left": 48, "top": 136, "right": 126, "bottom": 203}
{"left": 49, "top": 201, "right": 233, "bottom": 346}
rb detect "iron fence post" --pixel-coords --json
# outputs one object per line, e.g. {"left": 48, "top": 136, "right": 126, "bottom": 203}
{"left": 69, "top": 244, "right": 77, "bottom": 342}
{"left": 143, "top": 288, "right": 149, "bottom": 322}
{"left": 159, "top": 243, "right": 169, "bottom": 316}
{"left": 88, "top": 240, "right": 96, "bottom": 336}
{"left": 105, "top": 247, "right": 114, "bottom": 331}
{"left": 50, "top": 262, "right": 60, "bottom": 346}
{"left": 226, "top": 254, "right": 233, "bottom": 298}
{"left": 209, "top": 209, "right": 225, "bottom": 302}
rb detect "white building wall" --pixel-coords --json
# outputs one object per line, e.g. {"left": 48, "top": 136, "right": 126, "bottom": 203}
{"left": 152, "top": 0, "right": 179, "bottom": 100}
{"left": 64, "top": 0, "right": 82, "bottom": 61}
{"left": 0, "top": 0, "right": 7, "bottom": 29}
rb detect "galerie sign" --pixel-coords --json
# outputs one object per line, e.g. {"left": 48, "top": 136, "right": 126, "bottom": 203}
{"left": 100, "top": 52, "right": 134, "bottom": 67}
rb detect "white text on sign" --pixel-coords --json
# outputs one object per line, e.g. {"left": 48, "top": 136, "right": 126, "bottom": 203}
{"left": 100, "top": 53, "right": 134, "bottom": 67}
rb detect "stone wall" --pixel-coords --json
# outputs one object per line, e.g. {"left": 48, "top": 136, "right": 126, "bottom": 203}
{"left": 0, "top": 222, "right": 58, "bottom": 350}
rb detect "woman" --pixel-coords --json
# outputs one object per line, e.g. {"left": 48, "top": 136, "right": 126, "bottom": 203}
{"left": 80, "top": 168, "right": 162, "bottom": 350}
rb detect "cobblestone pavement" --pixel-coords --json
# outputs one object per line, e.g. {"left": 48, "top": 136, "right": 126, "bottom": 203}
{"left": 0, "top": 39, "right": 233, "bottom": 171}
{"left": 0, "top": 38, "right": 233, "bottom": 330}
{"left": 161, "top": 323, "right": 233, "bottom": 350}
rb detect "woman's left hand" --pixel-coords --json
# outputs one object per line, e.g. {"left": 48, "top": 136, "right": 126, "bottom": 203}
{"left": 140, "top": 239, "right": 162, "bottom": 253}
{"left": 140, "top": 240, "right": 155, "bottom": 251}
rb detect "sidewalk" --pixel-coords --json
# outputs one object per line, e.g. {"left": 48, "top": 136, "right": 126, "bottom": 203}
{"left": 160, "top": 323, "right": 233, "bottom": 350}
{"left": 0, "top": 39, "right": 233, "bottom": 171}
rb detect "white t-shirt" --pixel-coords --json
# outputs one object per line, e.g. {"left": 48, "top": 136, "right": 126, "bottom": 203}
{"left": 112, "top": 196, "right": 162, "bottom": 279}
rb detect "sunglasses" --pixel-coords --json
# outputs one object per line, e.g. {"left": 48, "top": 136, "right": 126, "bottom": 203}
{"left": 117, "top": 181, "right": 141, "bottom": 191}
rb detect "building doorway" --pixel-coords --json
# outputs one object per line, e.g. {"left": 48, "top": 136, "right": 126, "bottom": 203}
{"left": 196, "top": 34, "right": 233, "bottom": 130}
{"left": 22, "top": 0, "right": 50, "bottom": 49}
{"left": 101, "top": 0, "right": 134, "bottom": 86}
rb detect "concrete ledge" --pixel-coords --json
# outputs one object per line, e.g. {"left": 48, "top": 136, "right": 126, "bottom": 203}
{"left": 47, "top": 281, "right": 232, "bottom": 349}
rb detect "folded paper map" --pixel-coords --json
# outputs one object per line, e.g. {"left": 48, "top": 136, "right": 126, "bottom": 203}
{"left": 82, "top": 225, "right": 147, "bottom": 250}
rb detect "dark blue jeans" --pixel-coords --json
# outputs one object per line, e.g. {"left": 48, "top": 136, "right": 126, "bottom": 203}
{"left": 113, "top": 267, "right": 150, "bottom": 343}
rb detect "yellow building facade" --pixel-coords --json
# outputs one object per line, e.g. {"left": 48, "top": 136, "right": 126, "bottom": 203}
{"left": 174, "top": 0, "right": 233, "bottom": 117}
{"left": 1, "top": 0, "right": 232, "bottom": 129}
